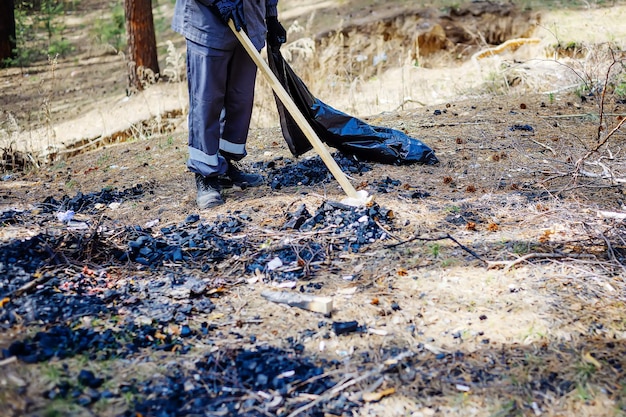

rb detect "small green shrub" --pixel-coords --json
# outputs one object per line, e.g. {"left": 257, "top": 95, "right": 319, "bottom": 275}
{"left": 614, "top": 74, "right": 626, "bottom": 98}
{"left": 91, "top": 1, "right": 126, "bottom": 53}
{"left": 4, "top": 0, "right": 71, "bottom": 67}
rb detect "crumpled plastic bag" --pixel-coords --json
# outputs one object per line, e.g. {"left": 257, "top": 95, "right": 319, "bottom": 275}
{"left": 267, "top": 44, "right": 439, "bottom": 165}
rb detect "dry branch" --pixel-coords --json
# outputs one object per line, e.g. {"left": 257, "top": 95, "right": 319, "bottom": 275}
{"left": 487, "top": 252, "right": 595, "bottom": 271}
{"left": 385, "top": 233, "right": 487, "bottom": 265}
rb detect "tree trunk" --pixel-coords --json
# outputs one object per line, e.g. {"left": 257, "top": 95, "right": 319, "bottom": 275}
{"left": 124, "top": 0, "right": 160, "bottom": 92}
{"left": 0, "top": 0, "right": 17, "bottom": 63}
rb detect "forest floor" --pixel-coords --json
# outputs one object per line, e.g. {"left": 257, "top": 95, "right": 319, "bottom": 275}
{"left": 2, "top": 1, "right": 626, "bottom": 416}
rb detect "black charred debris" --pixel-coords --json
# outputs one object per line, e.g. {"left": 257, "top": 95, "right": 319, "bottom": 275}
{"left": 0, "top": 157, "right": 415, "bottom": 416}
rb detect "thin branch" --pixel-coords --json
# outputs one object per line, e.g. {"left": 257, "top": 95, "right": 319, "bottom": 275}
{"left": 579, "top": 116, "right": 626, "bottom": 164}
{"left": 385, "top": 233, "right": 487, "bottom": 265}
{"left": 530, "top": 138, "right": 556, "bottom": 155}
{"left": 540, "top": 113, "right": 626, "bottom": 119}
{"left": 596, "top": 50, "right": 616, "bottom": 143}
{"left": 487, "top": 252, "right": 595, "bottom": 271}
{"left": 0, "top": 356, "right": 18, "bottom": 367}
{"left": 373, "top": 219, "right": 403, "bottom": 241}
{"left": 393, "top": 98, "right": 426, "bottom": 111}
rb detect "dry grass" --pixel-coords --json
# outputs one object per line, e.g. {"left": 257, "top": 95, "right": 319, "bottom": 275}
{"left": 4, "top": 90, "right": 626, "bottom": 416}
{"left": 2, "top": 2, "right": 626, "bottom": 416}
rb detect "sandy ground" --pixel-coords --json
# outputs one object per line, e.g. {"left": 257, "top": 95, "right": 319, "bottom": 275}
{"left": 2, "top": 2, "right": 626, "bottom": 416}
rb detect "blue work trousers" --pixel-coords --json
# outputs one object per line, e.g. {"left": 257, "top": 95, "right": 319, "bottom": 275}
{"left": 186, "top": 39, "right": 258, "bottom": 177}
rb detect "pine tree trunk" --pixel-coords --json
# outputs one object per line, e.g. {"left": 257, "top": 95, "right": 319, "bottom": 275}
{"left": 0, "top": 0, "right": 17, "bottom": 64}
{"left": 124, "top": 0, "right": 160, "bottom": 92}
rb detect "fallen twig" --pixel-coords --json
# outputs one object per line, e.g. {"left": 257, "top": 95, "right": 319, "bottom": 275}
{"left": 385, "top": 233, "right": 487, "bottom": 265}
{"left": 4, "top": 268, "right": 56, "bottom": 299}
{"left": 393, "top": 98, "right": 426, "bottom": 111}
{"left": 373, "top": 219, "right": 403, "bottom": 241}
{"left": 582, "top": 222, "right": 626, "bottom": 274}
{"left": 539, "top": 113, "right": 626, "bottom": 119}
{"left": 530, "top": 138, "right": 556, "bottom": 156}
{"left": 487, "top": 252, "right": 594, "bottom": 271}
{"left": 0, "top": 356, "right": 18, "bottom": 367}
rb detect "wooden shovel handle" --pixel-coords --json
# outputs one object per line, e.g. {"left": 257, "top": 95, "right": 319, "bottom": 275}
{"left": 228, "top": 21, "right": 359, "bottom": 199}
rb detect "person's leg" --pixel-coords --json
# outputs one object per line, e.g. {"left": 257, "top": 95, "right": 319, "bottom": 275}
{"left": 186, "top": 39, "right": 229, "bottom": 178}
{"left": 219, "top": 42, "right": 257, "bottom": 161}
{"left": 218, "top": 43, "right": 264, "bottom": 187}
{"left": 185, "top": 39, "right": 231, "bottom": 208}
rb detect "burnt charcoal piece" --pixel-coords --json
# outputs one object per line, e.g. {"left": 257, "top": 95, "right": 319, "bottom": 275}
{"left": 38, "top": 184, "right": 145, "bottom": 214}
{"left": 282, "top": 204, "right": 312, "bottom": 230}
{"left": 410, "top": 190, "right": 431, "bottom": 199}
{"left": 185, "top": 214, "right": 200, "bottom": 224}
{"left": 123, "top": 219, "right": 246, "bottom": 268}
{"left": 180, "top": 325, "right": 192, "bottom": 337}
{"left": 509, "top": 124, "right": 534, "bottom": 132}
{"left": 3, "top": 323, "right": 192, "bottom": 363}
{"left": 77, "top": 369, "right": 104, "bottom": 389}
{"left": 266, "top": 153, "right": 370, "bottom": 190}
{"left": 445, "top": 210, "right": 480, "bottom": 226}
{"left": 374, "top": 177, "right": 402, "bottom": 193}
{"left": 0, "top": 209, "right": 25, "bottom": 225}
{"left": 332, "top": 320, "right": 360, "bottom": 336}
{"left": 129, "top": 346, "right": 346, "bottom": 416}
{"left": 234, "top": 346, "right": 337, "bottom": 396}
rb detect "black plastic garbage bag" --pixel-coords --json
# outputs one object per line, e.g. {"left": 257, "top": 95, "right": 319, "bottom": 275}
{"left": 267, "top": 45, "right": 439, "bottom": 165}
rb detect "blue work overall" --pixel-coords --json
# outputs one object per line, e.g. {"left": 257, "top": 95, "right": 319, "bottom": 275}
{"left": 172, "top": 0, "right": 278, "bottom": 177}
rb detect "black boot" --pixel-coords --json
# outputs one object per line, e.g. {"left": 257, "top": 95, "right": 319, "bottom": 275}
{"left": 220, "top": 160, "right": 264, "bottom": 188}
{"left": 195, "top": 173, "right": 224, "bottom": 209}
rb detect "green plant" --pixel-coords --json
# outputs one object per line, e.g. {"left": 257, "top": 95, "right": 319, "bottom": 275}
{"left": 43, "top": 399, "right": 81, "bottom": 417}
{"left": 35, "top": 0, "right": 71, "bottom": 57}
{"left": 429, "top": 243, "right": 441, "bottom": 258}
{"left": 96, "top": 151, "right": 111, "bottom": 167}
{"left": 512, "top": 242, "right": 529, "bottom": 256}
{"left": 159, "top": 135, "right": 176, "bottom": 149}
{"left": 3, "top": 6, "right": 36, "bottom": 67}
{"left": 92, "top": 0, "right": 126, "bottom": 53}
{"left": 122, "top": 390, "right": 136, "bottom": 407}
{"left": 47, "top": 37, "right": 72, "bottom": 56}
{"left": 42, "top": 363, "right": 63, "bottom": 384}
{"left": 575, "top": 359, "right": 598, "bottom": 385}
{"left": 492, "top": 399, "right": 522, "bottom": 417}
{"left": 440, "top": 258, "right": 454, "bottom": 268}
{"left": 575, "top": 383, "right": 593, "bottom": 401}
{"left": 614, "top": 74, "right": 626, "bottom": 98}
{"left": 5, "top": 0, "right": 71, "bottom": 67}
{"left": 574, "top": 82, "right": 591, "bottom": 99}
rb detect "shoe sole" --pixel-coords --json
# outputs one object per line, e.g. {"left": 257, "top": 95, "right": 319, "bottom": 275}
{"left": 218, "top": 177, "right": 264, "bottom": 189}
{"left": 197, "top": 195, "right": 225, "bottom": 209}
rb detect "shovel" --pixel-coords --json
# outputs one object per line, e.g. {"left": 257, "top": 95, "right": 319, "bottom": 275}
{"left": 228, "top": 21, "right": 371, "bottom": 207}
